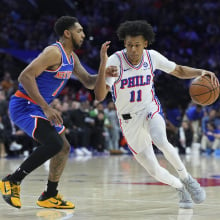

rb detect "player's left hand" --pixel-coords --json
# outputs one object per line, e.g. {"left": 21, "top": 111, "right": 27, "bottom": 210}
{"left": 201, "top": 70, "right": 219, "bottom": 88}
{"left": 100, "top": 41, "right": 110, "bottom": 63}
{"left": 100, "top": 41, "right": 118, "bottom": 78}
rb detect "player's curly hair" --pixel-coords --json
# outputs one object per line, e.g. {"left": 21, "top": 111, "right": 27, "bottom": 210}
{"left": 54, "top": 16, "right": 78, "bottom": 37}
{"left": 117, "top": 20, "right": 155, "bottom": 45}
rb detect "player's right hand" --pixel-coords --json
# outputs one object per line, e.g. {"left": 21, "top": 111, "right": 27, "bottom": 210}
{"left": 42, "top": 106, "right": 63, "bottom": 126}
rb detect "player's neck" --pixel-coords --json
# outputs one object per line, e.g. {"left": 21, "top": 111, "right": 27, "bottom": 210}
{"left": 125, "top": 52, "right": 142, "bottom": 66}
{"left": 58, "top": 40, "right": 73, "bottom": 57}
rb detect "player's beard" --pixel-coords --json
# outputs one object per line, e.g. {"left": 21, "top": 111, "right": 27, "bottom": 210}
{"left": 71, "top": 33, "right": 81, "bottom": 50}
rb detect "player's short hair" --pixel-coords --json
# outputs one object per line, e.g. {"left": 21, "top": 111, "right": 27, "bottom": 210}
{"left": 54, "top": 16, "right": 78, "bottom": 37}
{"left": 117, "top": 20, "right": 155, "bottom": 45}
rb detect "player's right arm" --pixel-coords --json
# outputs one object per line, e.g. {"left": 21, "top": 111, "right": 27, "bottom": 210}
{"left": 18, "top": 46, "right": 63, "bottom": 125}
{"left": 94, "top": 42, "right": 118, "bottom": 101}
{"left": 94, "top": 42, "right": 110, "bottom": 101}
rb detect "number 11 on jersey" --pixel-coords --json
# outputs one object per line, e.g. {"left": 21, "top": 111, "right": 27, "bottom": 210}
{"left": 130, "top": 90, "right": 142, "bottom": 102}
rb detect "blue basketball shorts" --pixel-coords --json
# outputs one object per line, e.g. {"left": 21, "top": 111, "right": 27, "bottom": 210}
{"left": 9, "top": 95, "right": 65, "bottom": 139}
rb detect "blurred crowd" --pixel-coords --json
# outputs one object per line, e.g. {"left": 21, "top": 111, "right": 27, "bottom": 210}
{"left": 0, "top": 0, "right": 220, "bottom": 157}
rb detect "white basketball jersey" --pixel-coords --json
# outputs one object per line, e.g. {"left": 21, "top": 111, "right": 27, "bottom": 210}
{"left": 106, "top": 49, "right": 176, "bottom": 114}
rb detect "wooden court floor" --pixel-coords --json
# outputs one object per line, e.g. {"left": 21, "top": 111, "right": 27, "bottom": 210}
{"left": 0, "top": 153, "right": 220, "bottom": 220}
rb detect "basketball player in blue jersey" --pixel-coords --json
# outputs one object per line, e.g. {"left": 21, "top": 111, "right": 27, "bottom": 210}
{"left": 0, "top": 16, "right": 117, "bottom": 209}
{"left": 94, "top": 20, "right": 219, "bottom": 209}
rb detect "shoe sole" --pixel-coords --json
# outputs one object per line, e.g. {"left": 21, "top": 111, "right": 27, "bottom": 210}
{"left": 37, "top": 202, "right": 75, "bottom": 209}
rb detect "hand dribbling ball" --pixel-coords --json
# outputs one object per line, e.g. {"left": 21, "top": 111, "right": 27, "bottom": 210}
{"left": 189, "top": 75, "right": 219, "bottom": 106}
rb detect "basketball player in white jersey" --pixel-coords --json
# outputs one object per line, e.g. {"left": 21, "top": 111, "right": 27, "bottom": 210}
{"left": 94, "top": 20, "right": 219, "bottom": 209}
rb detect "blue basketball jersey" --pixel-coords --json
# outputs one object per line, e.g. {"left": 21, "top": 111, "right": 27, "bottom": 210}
{"left": 10, "top": 41, "right": 74, "bottom": 138}
{"left": 18, "top": 41, "right": 74, "bottom": 104}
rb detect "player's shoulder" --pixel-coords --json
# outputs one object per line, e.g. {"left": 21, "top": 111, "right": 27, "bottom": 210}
{"left": 110, "top": 50, "right": 123, "bottom": 58}
{"left": 35, "top": 45, "right": 62, "bottom": 65}
{"left": 146, "top": 49, "right": 160, "bottom": 57}
{"left": 108, "top": 50, "right": 122, "bottom": 63}
{"left": 42, "top": 45, "right": 61, "bottom": 57}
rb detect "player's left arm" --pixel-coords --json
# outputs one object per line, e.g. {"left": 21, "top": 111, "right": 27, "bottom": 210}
{"left": 170, "top": 65, "right": 219, "bottom": 87}
{"left": 72, "top": 52, "right": 117, "bottom": 90}
{"left": 72, "top": 53, "right": 97, "bottom": 89}
{"left": 151, "top": 50, "right": 219, "bottom": 87}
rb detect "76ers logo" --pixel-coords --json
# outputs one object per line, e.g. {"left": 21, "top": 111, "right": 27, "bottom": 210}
{"left": 143, "top": 62, "right": 148, "bottom": 68}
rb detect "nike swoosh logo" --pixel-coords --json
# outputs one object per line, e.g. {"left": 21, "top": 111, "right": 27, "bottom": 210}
{"left": 123, "top": 68, "right": 131, "bottom": 72}
{"left": 4, "top": 183, "right": 10, "bottom": 193}
{"left": 49, "top": 200, "right": 60, "bottom": 205}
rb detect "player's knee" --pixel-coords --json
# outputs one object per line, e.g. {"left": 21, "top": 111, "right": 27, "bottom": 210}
{"left": 34, "top": 118, "right": 64, "bottom": 155}
{"left": 45, "top": 133, "right": 64, "bottom": 155}
{"left": 151, "top": 133, "right": 168, "bottom": 148}
{"left": 35, "top": 128, "right": 64, "bottom": 156}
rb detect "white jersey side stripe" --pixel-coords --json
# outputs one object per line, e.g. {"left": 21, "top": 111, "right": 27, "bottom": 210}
{"left": 113, "top": 52, "right": 124, "bottom": 99}
{"left": 146, "top": 50, "right": 160, "bottom": 118}
{"left": 146, "top": 50, "right": 154, "bottom": 78}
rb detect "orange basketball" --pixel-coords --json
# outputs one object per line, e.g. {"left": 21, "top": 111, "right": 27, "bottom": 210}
{"left": 189, "top": 75, "right": 219, "bottom": 106}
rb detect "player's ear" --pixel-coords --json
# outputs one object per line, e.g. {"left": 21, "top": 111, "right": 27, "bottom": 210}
{"left": 144, "top": 40, "right": 148, "bottom": 48}
{"left": 64, "top": 29, "right": 71, "bottom": 38}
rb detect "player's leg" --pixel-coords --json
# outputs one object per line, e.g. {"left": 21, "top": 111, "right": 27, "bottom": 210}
{"left": 148, "top": 113, "right": 206, "bottom": 204}
{"left": 48, "top": 132, "right": 70, "bottom": 183}
{"left": 148, "top": 114, "right": 188, "bottom": 179}
{"left": 134, "top": 146, "right": 192, "bottom": 209}
{"left": 120, "top": 116, "right": 192, "bottom": 208}
{"left": 200, "top": 134, "right": 210, "bottom": 152}
{"left": 120, "top": 114, "right": 183, "bottom": 187}
{"left": 0, "top": 118, "right": 64, "bottom": 208}
{"left": 37, "top": 132, "right": 75, "bottom": 209}
{"left": 135, "top": 142, "right": 183, "bottom": 188}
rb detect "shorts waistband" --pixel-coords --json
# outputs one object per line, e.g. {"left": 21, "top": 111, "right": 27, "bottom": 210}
{"left": 122, "top": 113, "right": 132, "bottom": 120}
{"left": 120, "top": 108, "right": 146, "bottom": 120}
{"left": 14, "top": 90, "right": 37, "bottom": 105}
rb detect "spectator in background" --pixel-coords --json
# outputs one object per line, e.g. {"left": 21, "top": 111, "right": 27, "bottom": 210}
{"left": 200, "top": 121, "right": 220, "bottom": 154}
{"left": 0, "top": 90, "right": 8, "bottom": 116}
{"left": 92, "top": 111, "right": 106, "bottom": 153}
{"left": 75, "top": 87, "right": 92, "bottom": 102}
{"left": 89, "top": 101, "right": 111, "bottom": 151}
{"left": 104, "top": 101, "right": 121, "bottom": 153}
{"left": 177, "top": 120, "right": 193, "bottom": 154}
{"left": 164, "top": 105, "right": 182, "bottom": 148}
{"left": 2, "top": 112, "right": 22, "bottom": 153}
{"left": 2, "top": 111, "right": 34, "bottom": 156}
{"left": 201, "top": 109, "right": 220, "bottom": 134}
{"left": 0, "top": 71, "right": 15, "bottom": 98}
{"left": 185, "top": 104, "right": 205, "bottom": 143}
{"left": 0, "top": 115, "right": 7, "bottom": 158}
{"left": 68, "top": 101, "right": 93, "bottom": 156}
{"left": 51, "top": 98, "right": 79, "bottom": 156}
